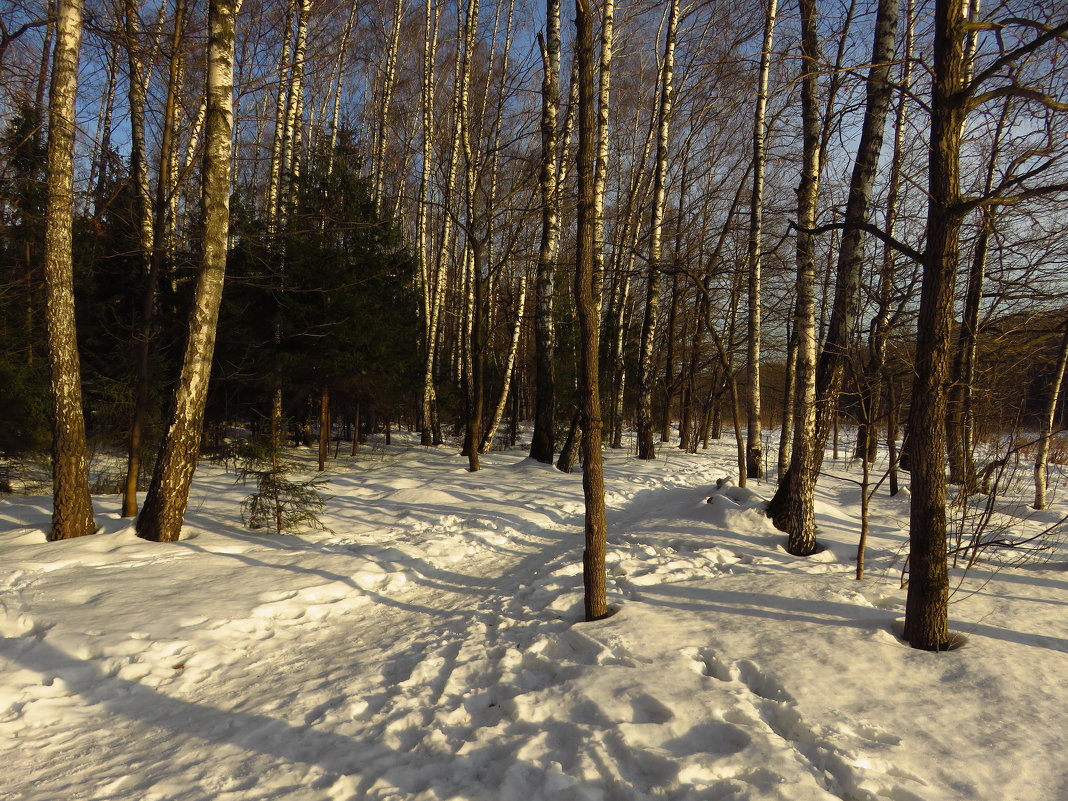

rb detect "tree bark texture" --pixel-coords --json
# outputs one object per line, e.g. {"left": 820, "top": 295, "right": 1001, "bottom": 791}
{"left": 44, "top": 0, "right": 96, "bottom": 541}
{"left": 137, "top": 0, "right": 236, "bottom": 543}
{"left": 904, "top": 0, "right": 967, "bottom": 651}
{"left": 530, "top": 0, "right": 561, "bottom": 464}
{"left": 635, "top": 0, "right": 679, "bottom": 461}
{"left": 575, "top": 0, "right": 607, "bottom": 622}
{"left": 779, "top": 0, "right": 821, "bottom": 557}
{"left": 124, "top": 0, "right": 188, "bottom": 518}
{"left": 770, "top": 0, "right": 898, "bottom": 537}
{"left": 745, "top": 0, "right": 778, "bottom": 480}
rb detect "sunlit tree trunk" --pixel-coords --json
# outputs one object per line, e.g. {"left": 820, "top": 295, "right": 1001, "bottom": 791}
{"left": 1034, "top": 323, "right": 1068, "bottom": 510}
{"left": 372, "top": 0, "right": 404, "bottom": 207}
{"left": 481, "top": 277, "right": 527, "bottom": 453}
{"left": 857, "top": 0, "right": 913, "bottom": 464}
{"left": 326, "top": 1, "right": 358, "bottom": 176}
{"left": 124, "top": 0, "right": 154, "bottom": 260}
{"left": 137, "top": 0, "right": 236, "bottom": 543}
{"left": 44, "top": 0, "right": 96, "bottom": 541}
{"left": 265, "top": 0, "right": 294, "bottom": 231}
{"left": 745, "top": 0, "right": 778, "bottom": 479}
{"left": 280, "top": 0, "right": 310, "bottom": 212}
{"left": 635, "top": 0, "right": 679, "bottom": 460}
{"left": 318, "top": 385, "right": 330, "bottom": 472}
{"left": 780, "top": 0, "right": 821, "bottom": 556}
{"left": 770, "top": 0, "right": 898, "bottom": 540}
{"left": 418, "top": 0, "right": 442, "bottom": 446}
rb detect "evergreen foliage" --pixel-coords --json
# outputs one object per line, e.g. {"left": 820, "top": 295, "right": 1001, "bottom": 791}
{"left": 235, "top": 433, "right": 330, "bottom": 535}
{"left": 218, "top": 134, "right": 420, "bottom": 428}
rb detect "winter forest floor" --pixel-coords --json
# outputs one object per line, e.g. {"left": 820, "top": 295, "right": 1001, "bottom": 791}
{"left": 1, "top": 431, "right": 1067, "bottom": 801}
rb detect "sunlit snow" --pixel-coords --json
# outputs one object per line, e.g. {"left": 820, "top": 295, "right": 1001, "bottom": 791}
{"left": 2, "top": 432, "right": 1066, "bottom": 800}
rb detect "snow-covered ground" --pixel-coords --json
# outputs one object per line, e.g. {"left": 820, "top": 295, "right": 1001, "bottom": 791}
{"left": 2, "top": 433, "right": 1066, "bottom": 801}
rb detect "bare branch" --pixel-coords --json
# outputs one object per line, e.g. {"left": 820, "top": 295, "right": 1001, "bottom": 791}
{"left": 788, "top": 219, "right": 925, "bottom": 265}
{"left": 968, "top": 84, "right": 1068, "bottom": 113}
{"left": 966, "top": 18, "right": 1068, "bottom": 94}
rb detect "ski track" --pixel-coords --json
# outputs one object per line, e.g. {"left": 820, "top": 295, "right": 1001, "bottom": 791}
{"left": 1, "top": 447, "right": 938, "bottom": 800}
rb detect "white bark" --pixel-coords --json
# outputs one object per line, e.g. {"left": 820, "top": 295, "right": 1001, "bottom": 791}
{"left": 1035, "top": 324, "right": 1068, "bottom": 510}
{"left": 635, "top": 0, "right": 679, "bottom": 460}
{"left": 44, "top": 0, "right": 96, "bottom": 540}
{"left": 480, "top": 276, "right": 527, "bottom": 453}
{"left": 372, "top": 0, "right": 405, "bottom": 208}
{"left": 746, "top": 0, "right": 778, "bottom": 479}
{"left": 266, "top": 0, "right": 295, "bottom": 230}
{"left": 137, "top": 0, "right": 236, "bottom": 543}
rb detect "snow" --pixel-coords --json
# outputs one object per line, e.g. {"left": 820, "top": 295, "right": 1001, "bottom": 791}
{"left": 2, "top": 433, "right": 1067, "bottom": 801}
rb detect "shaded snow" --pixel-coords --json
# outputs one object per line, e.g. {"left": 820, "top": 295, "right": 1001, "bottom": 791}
{"left": 1, "top": 434, "right": 1066, "bottom": 800}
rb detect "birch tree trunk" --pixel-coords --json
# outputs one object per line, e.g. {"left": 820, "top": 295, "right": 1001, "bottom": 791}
{"left": 769, "top": 0, "right": 898, "bottom": 538}
{"left": 530, "top": 0, "right": 562, "bottom": 464}
{"left": 123, "top": 0, "right": 188, "bottom": 518}
{"left": 326, "top": 1, "right": 358, "bottom": 176}
{"left": 280, "top": 0, "right": 310, "bottom": 214}
{"left": 124, "top": 0, "right": 154, "bottom": 259}
{"left": 1034, "top": 323, "right": 1068, "bottom": 510}
{"left": 857, "top": 0, "right": 913, "bottom": 465}
{"left": 812, "top": 0, "right": 898, "bottom": 448}
{"left": 635, "top": 0, "right": 679, "bottom": 460}
{"left": 593, "top": 0, "right": 614, "bottom": 302}
{"left": 372, "top": 0, "right": 404, "bottom": 208}
{"left": 575, "top": 0, "right": 607, "bottom": 622}
{"left": 745, "top": 0, "right": 778, "bottom": 479}
{"left": 85, "top": 39, "right": 117, "bottom": 217}
{"left": 480, "top": 277, "right": 527, "bottom": 453}
{"left": 44, "top": 0, "right": 96, "bottom": 541}
{"left": 418, "top": 0, "right": 442, "bottom": 446}
{"left": 780, "top": 0, "right": 821, "bottom": 557}
{"left": 137, "top": 0, "right": 236, "bottom": 543}
{"left": 266, "top": 0, "right": 294, "bottom": 232}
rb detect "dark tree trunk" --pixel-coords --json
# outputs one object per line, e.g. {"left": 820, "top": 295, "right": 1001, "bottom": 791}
{"left": 575, "top": 0, "right": 607, "bottom": 622}
{"left": 318, "top": 386, "right": 329, "bottom": 472}
{"left": 557, "top": 407, "right": 582, "bottom": 473}
{"left": 779, "top": 0, "right": 821, "bottom": 557}
{"left": 904, "top": 0, "right": 967, "bottom": 651}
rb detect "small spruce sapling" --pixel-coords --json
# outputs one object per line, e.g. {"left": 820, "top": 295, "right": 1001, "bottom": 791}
{"left": 236, "top": 435, "right": 330, "bottom": 535}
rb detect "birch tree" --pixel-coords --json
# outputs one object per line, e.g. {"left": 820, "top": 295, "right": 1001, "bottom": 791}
{"left": 1034, "top": 321, "right": 1068, "bottom": 510}
{"left": 124, "top": 0, "right": 188, "bottom": 518}
{"left": 778, "top": 0, "right": 822, "bottom": 556}
{"left": 745, "top": 0, "right": 777, "bottom": 480}
{"left": 137, "top": 0, "right": 237, "bottom": 543}
{"left": 530, "top": 0, "right": 562, "bottom": 464}
{"left": 769, "top": 0, "right": 899, "bottom": 543}
{"left": 635, "top": 0, "right": 680, "bottom": 460}
{"left": 43, "top": 0, "right": 96, "bottom": 541}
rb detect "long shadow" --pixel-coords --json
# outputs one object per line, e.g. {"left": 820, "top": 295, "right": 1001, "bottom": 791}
{"left": 1, "top": 635, "right": 399, "bottom": 779}
{"left": 638, "top": 583, "right": 1068, "bottom": 654}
